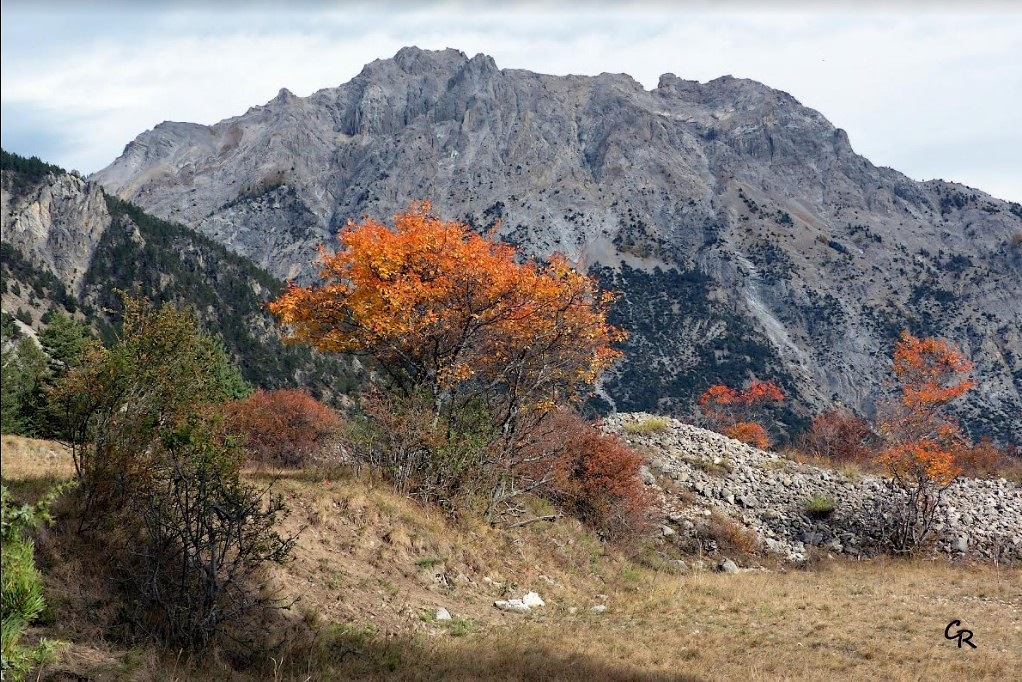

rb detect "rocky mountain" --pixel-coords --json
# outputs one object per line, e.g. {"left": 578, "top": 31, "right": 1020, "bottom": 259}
{"left": 1, "top": 151, "right": 355, "bottom": 397}
{"left": 92, "top": 47, "right": 1022, "bottom": 443}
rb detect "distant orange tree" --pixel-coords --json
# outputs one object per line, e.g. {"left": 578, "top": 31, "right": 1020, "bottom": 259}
{"left": 270, "top": 202, "right": 626, "bottom": 516}
{"left": 875, "top": 331, "right": 974, "bottom": 552}
{"left": 698, "top": 380, "right": 784, "bottom": 449}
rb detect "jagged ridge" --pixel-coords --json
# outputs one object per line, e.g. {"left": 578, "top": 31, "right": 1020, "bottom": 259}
{"left": 89, "top": 47, "right": 1022, "bottom": 443}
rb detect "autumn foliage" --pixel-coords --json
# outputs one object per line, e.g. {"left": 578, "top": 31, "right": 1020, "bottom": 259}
{"left": 954, "top": 438, "right": 1022, "bottom": 479}
{"left": 523, "top": 409, "right": 651, "bottom": 538}
{"left": 874, "top": 331, "right": 974, "bottom": 551}
{"left": 797, "top": 409, "right": 878, "bottom": 464}
{"left": 226, "top": 389, "right": 342, "bottom": 467}
{"left": 269, "top": 201, "right": 624, "bottom": 411}
{"left": 722, "top": 422, "right": 771, "bottom": 450}
{"left": 891, "top": 331, "right": 974, "bottom": 409}
{"left": 877, "top": 332, "right": 973, "bottom": 486}
{"left": 270, "top": 202, "right": 629, "bottom": 519}
{"left": 698, "top": 380, "right": 784, "bottom": 449}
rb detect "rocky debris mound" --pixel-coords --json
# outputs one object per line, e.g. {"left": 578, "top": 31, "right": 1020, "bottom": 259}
{"left": 606, "top": 414, "right": 1022, "bottom": 564}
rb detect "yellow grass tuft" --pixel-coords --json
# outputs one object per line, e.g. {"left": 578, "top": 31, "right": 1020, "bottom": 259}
{"left": 622, "top": 416, "right": 670, "bottom": 435}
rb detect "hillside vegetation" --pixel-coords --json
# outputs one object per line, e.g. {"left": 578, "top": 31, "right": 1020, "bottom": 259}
{"left": 2, "top": 200, "right": 1019, "bottom": 681}
{"left": 3, "top": 438, "right": 1020, "bottom": 681}
{"left": 1, "top": 150, "right": 356, "bottom": 400}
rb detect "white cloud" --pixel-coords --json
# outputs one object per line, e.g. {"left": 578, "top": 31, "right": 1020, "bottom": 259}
{"left": 1, "top": 4, "right": 1019, "bottom": 200}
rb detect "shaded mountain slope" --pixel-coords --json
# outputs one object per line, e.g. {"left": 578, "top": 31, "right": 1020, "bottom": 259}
{"left": 1, "top": 151, "right": 355, "bottom": 398}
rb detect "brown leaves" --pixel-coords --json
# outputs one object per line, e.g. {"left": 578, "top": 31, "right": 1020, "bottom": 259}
{"left": 797, "top": 409, "right": 878, "bottom": 463}
{"left": 225, "top": 389, "right": 342, "bottom": 468}
{"left": 525, "top": 409, "right": 651, "bottom": 538}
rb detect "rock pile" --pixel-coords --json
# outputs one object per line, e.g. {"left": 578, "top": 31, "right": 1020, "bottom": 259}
{"left": 494, "top": 591, "right": 546, "bottom": 614}
{"left": 606, "top": 414, "right": 1022, "bottom": 564}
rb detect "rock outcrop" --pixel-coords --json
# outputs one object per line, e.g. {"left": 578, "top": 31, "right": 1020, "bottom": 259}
{"left": 606, "top": 414, "right": 1022, "bottom": 564}
{"left": 91, "top": 47, "right": 1022, "bottom": 442}
{"left": 1, "top": 171, "right": 112, "bottom": 298}
{"left": 1, "top": 162, "right": 355, "bottom": 396}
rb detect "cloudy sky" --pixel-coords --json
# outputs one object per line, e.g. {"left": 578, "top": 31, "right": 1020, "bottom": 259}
{"left": 2, "top": 1, "right": 1020, "bottom": 202}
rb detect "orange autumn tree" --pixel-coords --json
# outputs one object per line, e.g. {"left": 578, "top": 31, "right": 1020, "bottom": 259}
{"left": 875, "top": 331, "right": 975, "bottom": 552}
{"left": 698, "top": 380, "right": 784, "bottom": 449}
{"left": 269, "top": 201, "right": 626, "bottom": 513}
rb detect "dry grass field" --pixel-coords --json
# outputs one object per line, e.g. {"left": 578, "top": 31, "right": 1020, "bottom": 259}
{"left": 1, "top": 434, "right": 75, "bottom": 479}
{"left": 2, "top": 437, "right": 1019, "bottom": 680}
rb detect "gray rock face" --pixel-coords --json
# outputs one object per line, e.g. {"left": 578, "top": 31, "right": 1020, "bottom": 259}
{"left": 92, "top": 47, "right": 1022, "bottom": 442}
{"left": 717, "top": 558, "right": 740, "bottom": 574}
{"left": 1, "top": 172, "right": 112, "bottom": 297}
{"left": 608, "top": 413, "right": 1022, "bottom": 564}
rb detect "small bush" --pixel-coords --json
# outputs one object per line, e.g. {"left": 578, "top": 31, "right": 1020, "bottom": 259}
{"left": 343, "top": 389, "right": 495, "bottom": 512}
{"left": 804, "top": 494, "right": 836, "bottom": 519}
{"left": 724, "top": 422, "right": 770, "bottom": 449}
{"left": 120, "top": 415, "right": 297, "bottom": 649}
{"left": 690, "top": 456, "right": 733, "bottom": 476}
{"left": 441, "top": 616, "right": 472, "bottom": 637}
{"left": 698, "top": 513, "right": 759, "bottom": 556}
{"left": 226, "top": 389, "right": 343, "bottom": 467}
{"left": 49, "top": 299, "right": 297, "bottom": 648}
{"left": 955, "top": 438, "right": 1022, "bottom": 480}
{"left": 622, "top": 416, "right": 669, "bottom": 435}
{"left": 798, "top": 409, "right": 878, "bottom": 463}
{"left": 527, "top": 409, "right": 652, "bottom": 539}
{"left": 839, "top": 463, "right": 865, "bottom": 482}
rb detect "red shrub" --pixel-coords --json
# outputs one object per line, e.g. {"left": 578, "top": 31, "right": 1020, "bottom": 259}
{"left": 226, "top": 389, "right": 342, "bottom": 467}
{"left": 798, "top": 409, "right": 878, "bottom": 463}
{"left": 524, "top": 409, "right": 651, "bottom": 538}
{"left": 955, "top": 438, "right": 1020, "bottom": 479}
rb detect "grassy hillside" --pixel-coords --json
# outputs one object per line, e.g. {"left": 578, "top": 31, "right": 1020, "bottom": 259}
{"left": 3, "top": 436, "right": 1018, "bottom": 681}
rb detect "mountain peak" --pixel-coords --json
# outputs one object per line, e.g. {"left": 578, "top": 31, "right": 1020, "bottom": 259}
{"left": 274, "top": 87, "right": 296, "bottom": 103}
{"left": 89, "top": 49, "right": 1022, "bottom": 445}
{"left": 390, "top": 45, "right": 469, "bottom": 74}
